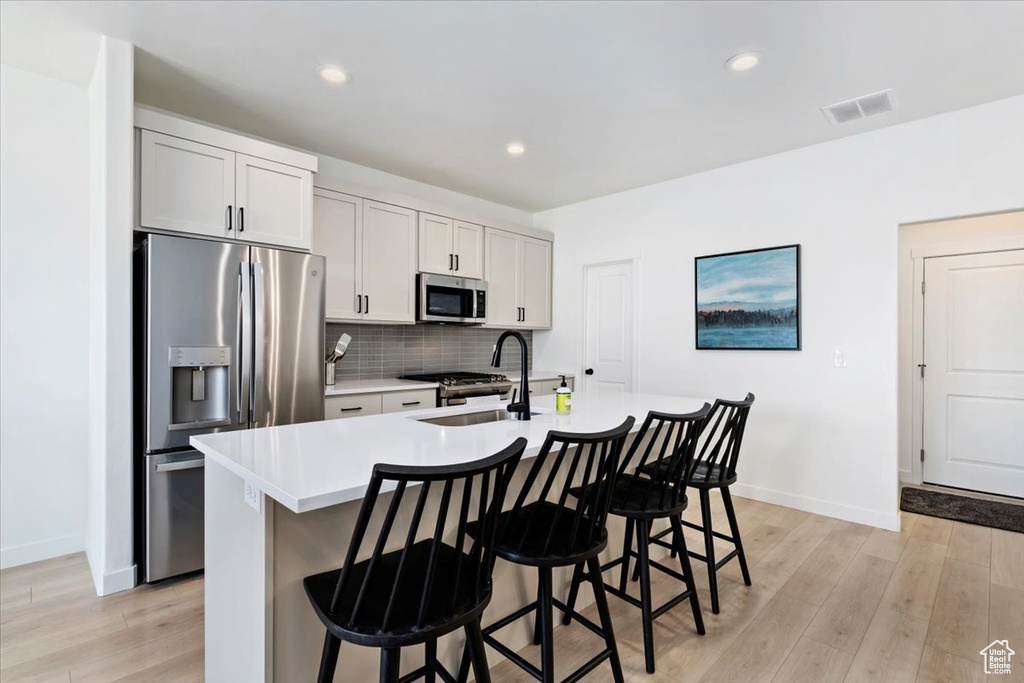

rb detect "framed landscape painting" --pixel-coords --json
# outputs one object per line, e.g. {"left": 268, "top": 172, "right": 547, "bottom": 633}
{"left": 695, "top": 244, "right": 801, "bottom": 350}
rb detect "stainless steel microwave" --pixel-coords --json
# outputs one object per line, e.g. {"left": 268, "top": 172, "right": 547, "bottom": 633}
{"left": 417, "top": 273, "right": 487, "bottom": 324}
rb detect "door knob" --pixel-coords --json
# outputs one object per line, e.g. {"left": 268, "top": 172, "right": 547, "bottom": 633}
{"left": 585, "top": 368, "right": 594, "bottom": 375}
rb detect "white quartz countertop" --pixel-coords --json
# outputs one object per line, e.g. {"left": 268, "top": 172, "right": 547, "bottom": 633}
{"left": 324, "top": 378, "right": 438, "bottom": 396}
{"left": 192, "top": 391, "right": 709, "bottom": 514}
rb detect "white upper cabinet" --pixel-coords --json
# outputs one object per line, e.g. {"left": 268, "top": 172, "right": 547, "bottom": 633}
{"left": 484, "top": 228, "right": 522, "bottom": 328}
{"left": 234, "top": 154, "right": 312, "bottom": 250}
{"left": 418, "top": 214, "right": 484, "bottom": 279}
{"left": 313, "top": 194, "right": 417, "bottom": 324}
{"left": 519, "top": 236, "right": 552, "bottom": 329}
{"left": 140, "top": 131, "right": 235, "bottom": 239}
{"left": 453, "top": 221, "right": 484, "bottom": 279}
{"left": 136, "top": 110, "right": 317, "bottom": 251}
{"left": 362, "top": 201, "right": 418, "bottom": 323}
{"left": 484, "top": 228, "right": 552, "bottom": 329}
{"left": 312, "top": 190, "right": 362, "bottom": 321}
{"left": 418, "top": 213, "right": 454, "bottom": 275}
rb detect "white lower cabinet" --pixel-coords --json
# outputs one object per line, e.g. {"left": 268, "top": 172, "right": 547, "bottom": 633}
{"left": 326, "top": 389, "right": 437, "bottom": 420}
{"left": 526, "top": 378, "right": 573, "bottom": 396}
{"left": 325, "top": 394, "right": 383, "bottom": 420}
{"left": 484, "top": 228, "right": 552, "bottom": 329}
{"left": 381, "top": 389, "right": 437, "bottom": 413}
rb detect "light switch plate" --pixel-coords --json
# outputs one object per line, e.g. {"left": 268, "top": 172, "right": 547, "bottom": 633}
{"left": 833, "top": 348, "right": 847, "bottom": 368}
{"left": 244, "top": 480, "right": 262, "bottom": 512}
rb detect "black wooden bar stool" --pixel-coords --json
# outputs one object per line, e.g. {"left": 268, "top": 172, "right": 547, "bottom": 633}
{"left": 641, "top": 393, "right": 755, "bottom": 614}
{"left": 458, "top": 417, "right": 635, "bottom": 683}
{"left": 303, "top": 438, "right": 527, "bottom": 683}
{"left": 562, "top": 405, "right": 711, "bottom": 674}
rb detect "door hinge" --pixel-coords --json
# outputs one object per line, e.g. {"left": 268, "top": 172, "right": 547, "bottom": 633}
{"left": 921, "top": 280, "right": 926, "bottom": 294}
{"left": 920, "top": 448, "right": 925, "bottom": 462}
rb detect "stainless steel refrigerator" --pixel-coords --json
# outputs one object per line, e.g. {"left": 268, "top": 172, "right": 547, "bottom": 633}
{"left": 134, "top": 234, "right": 325, "bottom": 582}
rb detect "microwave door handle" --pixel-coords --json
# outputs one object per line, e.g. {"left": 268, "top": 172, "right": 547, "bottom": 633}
{"left": 251, "top": 263, "right": 265, "bottom": 425}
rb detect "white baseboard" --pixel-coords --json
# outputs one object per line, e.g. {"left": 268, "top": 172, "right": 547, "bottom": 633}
{"left": 730, "top": 483, "right": 900, "bottom": 532}
{"left": 898, "top": 470, "right": 917, "bottom": 484}
{"left": 85, "top": 546, "right": 137, "bottom": 596}
{"left": 0, "top": 533, "right": 85, "bottom": 570}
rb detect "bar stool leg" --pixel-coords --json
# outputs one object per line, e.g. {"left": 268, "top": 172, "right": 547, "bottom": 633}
{"left": 317, "top": 632, "right": 341, "bottom": 683}
{"left": 722, "top": 487, "right": 752, "bottom": 586}
{"left": 619, "top": 518, "right": 635, "bottom": 592}
{"left": 587, "top": 556, "right": 625, "bottom": 683}
{"left": 464, "top": 620, "right": 491, "bottom": 683}
{"left": 537, "top": 567, "right": 556, "bottom": 683}
{"left": 533, "top": 578, "right": 544, "bottom": 645}
{"left": 699, "top": 488, "right": 720, "bottom": 614}
{"left": 561, "top": 562, "right": 585, "bottom": 626}
{"left": 381, "top": 647, "right": 401, "bottom": 683}
{"left": 424, "top": 639, "right": 437, "bottom": 683}
{"left": 636, "top": 527, "right": 657, "bottom": 673}
{"left": 670, "top": 515, "right": 706, "bottom": 635}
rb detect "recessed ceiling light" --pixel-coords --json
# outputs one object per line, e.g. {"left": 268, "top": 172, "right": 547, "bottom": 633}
{"left": 506, "top": 142, "right": 526, "bottom": 156}
{"left": 725, "top": 52, "right": 763, "bottom": 73}
{"left": 318, "top": 65, "right": 349, "bottom": 84}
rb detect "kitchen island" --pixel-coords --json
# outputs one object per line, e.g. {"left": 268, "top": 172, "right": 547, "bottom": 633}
{"left": 193, "top": 390, "right": 708, "bottom": 683}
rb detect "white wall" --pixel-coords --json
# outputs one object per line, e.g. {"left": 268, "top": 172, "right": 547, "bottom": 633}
{"left": 0, "top": 64, "right": 91, "bottom": 568}
{"left": 533, "top": 96, "right": 1024, "bottom": 530}
{"left": 86, "top": 36, "right": 135, "bottom": 595}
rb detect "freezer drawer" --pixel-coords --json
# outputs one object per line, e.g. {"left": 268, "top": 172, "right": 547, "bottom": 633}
{"left": 144, "top": 451, "right": 204, "bottom": 582}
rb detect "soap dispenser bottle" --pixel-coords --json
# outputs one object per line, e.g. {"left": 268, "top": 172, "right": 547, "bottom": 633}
{"left": 556, "top": 375, "right": 572, "bottom": 414}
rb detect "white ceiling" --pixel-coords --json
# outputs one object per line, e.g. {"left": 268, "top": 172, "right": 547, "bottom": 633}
{"left": 2, "top": 1, "right": 1022, "bottom": 212}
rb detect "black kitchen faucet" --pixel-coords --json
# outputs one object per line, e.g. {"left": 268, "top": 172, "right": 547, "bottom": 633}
{"left": 492, "top": 330, "right": 531, "bottom": 420}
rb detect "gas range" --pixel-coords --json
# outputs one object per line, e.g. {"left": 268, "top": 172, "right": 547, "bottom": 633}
{"left": 400, "top": 371, "right": 513, "bottom": 406}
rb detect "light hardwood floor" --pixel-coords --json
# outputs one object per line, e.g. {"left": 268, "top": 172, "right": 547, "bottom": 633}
{"left": 1, "top": 495, "right": 1020, "bottom": 683}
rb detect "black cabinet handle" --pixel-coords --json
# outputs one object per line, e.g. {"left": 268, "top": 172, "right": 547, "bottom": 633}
{"left": 365, "top": 296, "right": 369, "bottom": 314}
{"left": 227, "top": 205, "right": 233, "bottom": 231}
{"left": 449, "top": 254, "right": 453, "bottom": 271}
{"left": 340, "top": 406, "right": 363, "bottom": 412}
{"left": 402, "top": 401, "right": 421, "bottom": 406}
{"left": 585, "top": 368, "right": 594, "bottom": 375}
{"left": 455, "top": 254, "right": 459, "bottom": 271}
{"left": 357, "top": 295, "right": 362, "bottom": 314}
{"left": 238, "top": 207, "right": 244, "bottom": 232}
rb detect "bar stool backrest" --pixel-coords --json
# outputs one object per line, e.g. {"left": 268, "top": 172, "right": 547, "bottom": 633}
{"left": 618, "top": 403, "right": 711, "bottom": 510}
{"left": 501, "top": 417, "right": 636, "bottom": 558}
{"left": 327, "top": 438, "right": 526, "bottom": 634}
{"left": 691, "top": 393, "right": 755, "bottom": 485}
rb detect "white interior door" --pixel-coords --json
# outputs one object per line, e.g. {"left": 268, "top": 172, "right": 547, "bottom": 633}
{"left": 922, "top": 249, "right": 1024, "bottom": 497}
{"left": 583, "top": 261, "right": 635, "bottom": 395}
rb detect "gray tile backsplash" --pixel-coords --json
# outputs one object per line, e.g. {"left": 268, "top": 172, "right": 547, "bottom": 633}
{"left": 325, "top": 324, "right": 532, "bottom": 381}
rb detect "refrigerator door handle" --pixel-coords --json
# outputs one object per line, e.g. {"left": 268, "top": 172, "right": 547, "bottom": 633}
{"left": 252, "top": 262, "right": 266, "bottom": 425}
{"left": 238, "top": 261, "right": 252, "bottom": 425}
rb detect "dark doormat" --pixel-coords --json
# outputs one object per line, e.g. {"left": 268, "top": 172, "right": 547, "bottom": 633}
{"left": 900, "top": 487, "right": 1024, "bottom": 534}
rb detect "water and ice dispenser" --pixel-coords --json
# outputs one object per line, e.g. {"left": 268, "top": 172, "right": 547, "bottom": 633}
{"left": 167, "top": 346, "right": 232, "bottom": 431}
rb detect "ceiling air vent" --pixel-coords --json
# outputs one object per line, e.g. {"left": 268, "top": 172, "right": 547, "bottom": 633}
{"left": 821, "top": 89, "right": 897, "bottom": 125}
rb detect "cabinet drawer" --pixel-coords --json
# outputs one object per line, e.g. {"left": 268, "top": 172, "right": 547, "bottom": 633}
{"left": 325, "top": 394, "right": 383, "bottom": 420}
{"left": 382, "top": 389, "right": 438, "bottom": 413}
{"left": 527, "top": 379, "right": 557, "bottom": 396}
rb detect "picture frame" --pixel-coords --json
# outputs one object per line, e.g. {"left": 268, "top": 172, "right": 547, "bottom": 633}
{"left": 694, "top": 244, "right": 801, "bottom": 350}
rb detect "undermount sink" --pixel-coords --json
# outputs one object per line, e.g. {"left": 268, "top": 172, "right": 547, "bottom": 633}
{"left": 417, "top": 409, "right": 541, "bottom": 427}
